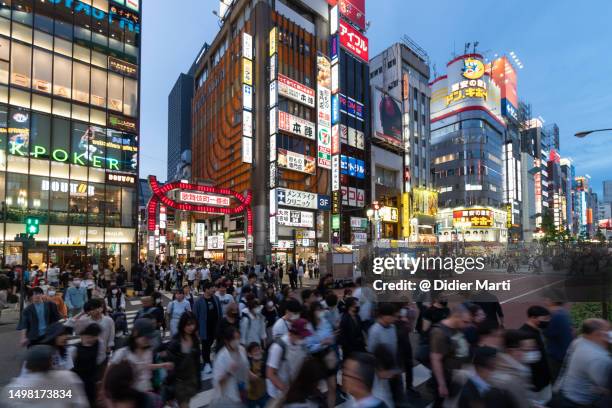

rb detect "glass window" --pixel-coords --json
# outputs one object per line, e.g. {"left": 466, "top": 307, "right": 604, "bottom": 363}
{"left": 69, "top": 179, "right": 88, "bottom": 225}
{"left": 70, "top": 163, "right": 87, "bottom": 181}
{"left": 32, "top": 93, "right": 51, "bottom": 113}
{"left": 73, "top": 44, "right": 90, "bottom": 63}
{"left": 33, "top": 30, "right": 53, "bottom": 50}
{"left": 6, "top": 172, "right": 28, "bottom": 221}
{"left": 0, "top": 2, "right": 10, "bottom": 19}
{"left": 53, "top": 55, "right": 72, "bottom": 98}
{"left": 30, "top": 112, "right": 50, "bottom": 159}
{"left": 8, "top": 106, "right": 29, "bottom": 156}
{"left": 12, "top": 0, "right": 33, "bottom": 26}
{"left": 52, "top": 99, "right": 70, "bottom": 117}
{"left": 29, "top": 174, "right": 49, "bottom": 216}
{"left": 9, "top": 87, "right": 30, "bottom": 108}
{"left": 92, "top": 0, "right": 108, "bottom": 13}
{"left": 72, "top": 62, "right": 90, "bottom": 103}
{"left": 0, "top": 172, "right": 5, "bottom": 214}
{"left": 89, "top": 167, "right": 104, "bottom": 182}
{"left": 71, "top": 103, "right": 88, "bottom": 122}
{"left": 49, "top": 177, "right": 69, "bottom": 223}
{"left": 91, "top": 50, "right": 107, "bottom": 68}
{"left": 32, "top": 49, "right": 52, "bottom": 94}
{"left": 106, "top": 128, "right": 122, "bottom": 169}
{"left": 105, "top": 185, "right": 121, "bottom": 227}
{"left": 108, "top": 73, "right": 123, "bottom": 112}
{"left": 50, "top": 161, "right": 69, "bottom": 178}
{"left": 91, "top": 68, "right": 106, "bottom": 108}
{"left": 122, "top": 133, "right": 137, "bottom": 172}
{"left": 121, "top": 187, "right": 134, "bottom": 227}
{"left": 54, "top": 36, "right": 72, "bottom": 56}
{"left": 123, "top": 77, "right": 137, "bottom": 117}
{"left": 71, "top": 121, "right": 90, "bottom": 167}
{"left": 34, "top": 13, "right": 52, "bottom": 33}
{"left": 54, "top": 20, "right": 72, "bottom": 41}
{"left": 10, "top": 42, "right": 31, "bottom": 88}
{"left": 0, "top": 37, "right": 9, "bottom": 84}
{"left": 88, "top": 182, "right": 104, "bottom": 225}
{"left": 52, "top": 117, "right": 70, "bottom": 161}
{"left": 29, "top": 158, "right": 48, "bottom": 176}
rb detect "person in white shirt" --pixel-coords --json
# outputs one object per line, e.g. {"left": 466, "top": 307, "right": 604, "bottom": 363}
{"left": 240, "top": 294, "right": 267, "bottom": 346}
{"left": 215, "top": 281, "right": 235, "bottom": 315}
{"left": 297, "top": 263, "right": 305, "bottom": 288}
{"left": 271, "top": 298, "right": 302, "bottom": 340}
{"left": 46, "top": 264, "right": 60, "bottom": 287}
{"left": 266, "top": 318, "right": 310, "bottom": 401}
{"left": 212, "top": 326, "right": 249, "bottom": 407}
{"left": 167, "top": 289, "right": 192, "bottom": 336}
{"left": 186, "top": 266, "right": 197, "bottom": 288}
{"left": 71, "top": 298, "right": 115, "bottom": 367}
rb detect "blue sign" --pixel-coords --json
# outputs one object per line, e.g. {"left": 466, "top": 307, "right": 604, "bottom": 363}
{"left": 331, "top": 94, "right": 340, "bottom": 125}
{"left": 330, "top": 35, "right": 339, "bottom": 63}
{"left": 341, "top": 155, "right": 365, "bottom": 179}
{"left": 50, "top": 0, "right": 140, "bottom": 33}
{"left": 317, "top": 195, "right": 331, "bottom": 211}
{"left": 502, "top": 99, "right": 518, "bottom": 122}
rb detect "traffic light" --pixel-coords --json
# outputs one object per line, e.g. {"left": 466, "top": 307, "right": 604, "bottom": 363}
{"left": 25, "top": 216, "right": 40, "bottom": 235}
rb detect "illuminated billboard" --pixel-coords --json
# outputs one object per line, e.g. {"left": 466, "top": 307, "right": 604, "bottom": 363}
{"left": 453, "top": 208, "right": 494, "bottom": 228}
{"left": 338, "top": 0, "right": 366, "bottom": 30}
{"left": 412, "top": 188, "right": 438, "bottom": 216}
{"left": 372, "top": 87, "right": 402, "bottom": 147}
{"left": 489, "top": 56, "right": 518, "bottom": 109}
{"left": 338, "top": 20, "right": 368, "bottom": 62}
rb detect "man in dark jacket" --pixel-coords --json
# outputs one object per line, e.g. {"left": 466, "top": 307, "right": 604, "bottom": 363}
{"left": 338, "top": 297, "right": 366, "bottom": 356}
{"left": 193, "top": 281, "right": 222, "bottom": 375}
{"left": 519, "top": 305, "right": 552, "bottom": 405}
{"left": 17, "top": 287, "right": 60, "bottom": 347}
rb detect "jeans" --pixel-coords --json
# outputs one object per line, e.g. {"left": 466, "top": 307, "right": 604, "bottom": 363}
{"left": 201, "top": 337, "right": 215, "bottom": 367}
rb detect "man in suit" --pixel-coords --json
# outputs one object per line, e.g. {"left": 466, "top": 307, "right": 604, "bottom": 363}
{"left": 17, "top": 287, "right": 60, "bottom": 347}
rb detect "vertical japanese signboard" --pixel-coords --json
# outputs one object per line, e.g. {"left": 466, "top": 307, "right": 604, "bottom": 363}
{"left": 242, "top": 32, "right": 253, "bottom": 164}
{"left": 269, "top": 27, "right": 278, "bottom": 244}
{"left": 317, "top": 53, "right": 332, "bottom": 169}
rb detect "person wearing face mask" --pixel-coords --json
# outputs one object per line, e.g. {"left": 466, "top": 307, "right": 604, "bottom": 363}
{"left": 193, "top": 281, "right": 222, "bottom": 376}
{"left": 110, "top": 318, "right": 173, "bottom": 393}
{"left": 490, "top": 330, "right": 536, "bottom": 407}
{"left": 106, "top": 285, "right": 126, "bottom": 313}
{"left": 45, "top": 288, "right": 67, "bottom": 319}
{"left": 554, "top": 318, "right": 612, "bottom": 407}
{"left": 339, "top": 297, "right": 366, "bottom": 356}
{"left": 64, "top": 278, "right": 87, "bottom": 317}
{"left": 240, "top": 293, "right": 267, "bottom": 347}
{"left": 271, "top": 298, "right": 302, "bottom": 340}
{"left": 211, "top": 326, "right": 250, "bottom": 407}
{"left": 519, "top": 305, "right": 552, "bottom": 405}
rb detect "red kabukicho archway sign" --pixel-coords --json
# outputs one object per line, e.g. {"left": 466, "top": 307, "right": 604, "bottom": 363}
{"left": 147, "top": 176, "right": 253, "bottom": 239}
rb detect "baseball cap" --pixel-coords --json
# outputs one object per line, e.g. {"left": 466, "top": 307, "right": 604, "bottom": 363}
{"left": 289, "top": 318, "right": 312, "bottom": 338}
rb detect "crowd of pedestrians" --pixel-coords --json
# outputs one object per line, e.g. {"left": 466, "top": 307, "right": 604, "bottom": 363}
{"left": 1, "top": 259, "right": 611, "bottom": 408}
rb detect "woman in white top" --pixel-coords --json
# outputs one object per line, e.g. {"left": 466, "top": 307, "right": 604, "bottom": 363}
{"left": 167, "top": 290, "right": 192, "bottom": 336}
{"left": 212, "top": 326, "right": 249, "bottom": 407}
{"left": 239, "top": 293, "right": 267, "bottom": 346}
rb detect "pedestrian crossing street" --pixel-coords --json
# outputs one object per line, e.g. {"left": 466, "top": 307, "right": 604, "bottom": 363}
{"left": 64, "top": 294, "right": 433, "bottom": 408}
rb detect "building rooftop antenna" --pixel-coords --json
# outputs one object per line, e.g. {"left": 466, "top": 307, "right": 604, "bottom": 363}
{"left": 400, "top": 34, "right": 429, "bottom": 65}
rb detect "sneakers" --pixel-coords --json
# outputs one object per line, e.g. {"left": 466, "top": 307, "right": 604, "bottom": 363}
{"left": 201, "top": 363, "right": 213, "bottom": 380}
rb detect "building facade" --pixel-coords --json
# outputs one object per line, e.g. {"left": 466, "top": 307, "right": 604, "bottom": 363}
{"left": 369, "top": 39, "right": 436, "bottom": 243}
{"left": 429, "top": 53, "right": 508, "bottom": 243}
{"left": 167, "top": 72, "right": 194, "bottom": 182}
{"left": 190, "top": 0, "right": 369, "bottom": 265}
{"left": 0, "top": 0, "right": 140, "bottom": 271}
{"left": 603, "top": 180, "right": 612, "bottom": 205}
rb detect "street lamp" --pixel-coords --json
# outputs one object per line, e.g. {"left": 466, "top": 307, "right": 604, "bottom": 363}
{"left": 574, "top": 128, "right": 612, "bottom": 138}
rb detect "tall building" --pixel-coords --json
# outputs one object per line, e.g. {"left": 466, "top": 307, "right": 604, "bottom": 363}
{"left": 0, "top": 1, "right": 141, "bottom": 271}
{"left": 430, "top": 52, "right": 508, "bottom": 243}
{"left": 603, "top": 180, "right": 612, "bottom": 204}
{"left": 560, "top": 157, "right": 574, "bottom": 233}
{"left": 369, "top": 38, "right": 437, "bottom": 243}
{"left": 573, "top": 176, "right": 593, "bottom": 238}
{"left": 191, "top": 0, "right": 369, "bottom": 264}
{"left": 167, "top": 72, "right": 194, "bottom": 182}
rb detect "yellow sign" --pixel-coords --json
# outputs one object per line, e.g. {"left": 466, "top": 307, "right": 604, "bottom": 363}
{"left": 242, "top": 58, "right": 253, "bottom": 86}
{"left": 379, "top": 207, "right": 399, "bottom": 223}
{"left": 506, "top": 204, "right": 512, "bottom": 229}
{"left": 402, "top": 193, "right": 411, "bottom": 238}
{"left": 446, "top": 87, "right": 487, "bottom": 105}
{"left": 453, "top": 209, "right": 493, "bottom": 228}
{"left": 269, "top": 27, "right": 277, "bottom": 56}
{"left": 462, "top": 58, "right": 485, "bottom": 80}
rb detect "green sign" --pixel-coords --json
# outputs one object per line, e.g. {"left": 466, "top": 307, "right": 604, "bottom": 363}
{"left": 332, "top": 215, "right": 340, "bottom": 230}
{"left": 9, "top": 142, "right": 120, "bottom": 170}
{"left": 25, "top": 217, "right": 40, "bottom": 235}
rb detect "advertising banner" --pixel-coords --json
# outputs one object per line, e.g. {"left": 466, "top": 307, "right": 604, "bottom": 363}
{"left": 277, "top": 149, "right": 316, "bottom": 174}
{"left": 340, "top": 155, "right": 365, "bottom": 179}
{"left": 453, "top": 208, "right": 494, "bottom": 228}
{"left": 278, "top": 111, "right": 315, "bottom": 140}
{"left": 338, "top": 0, "right": 366, "bottom": 31}
{"left": 242, "top": 32, "right": 253, "bottom": 60}
{"left": 352, "top": 232, "right": 368, "bottom": 243}
{"left": 277, "top": 209, "right": 315, "bottom": 228}
{"left": 242, "top": 136, "right": 252, "bottom": 164}
{"left": 372, "top": 87, "right": 402, "bottom": 147}
{"left": 269, "top": 27, "right": 277, "bottom": 56}
{"left": 243, "top": 110, "right": 253, "bottom": 137}
{"left": 243, "top": 84, "right": 253, "bottom": 111}
{"left": 379, "top": 206, "right": 399, "bottom": 223}
{"left": 207, "top": 234, "right": 225, "bottom": 250}
{"left": 278, "top": 74, "right": 315, "bottom": 107}
{"left": 195, "top": 223, "right": 206, "bottom": 248}
{"left": 276, "top": 188, "right": 318, "bottom": 209}
{"left": 350, "top": 217, "right": 368, "bottom": 229}
{"left": 332, "top": 155, "right": 340, "bottom": 191}
{"left": 317, "top": 53, "right": 332, "bottom": 169}
{"left": 179, "top": 191, "right": 230, "bottom": 206}
{"left": 242, "top": 58, "right": 253, "bottom": 86}
{"left": 338, "top": 19, "right": 368, "bottom": 62}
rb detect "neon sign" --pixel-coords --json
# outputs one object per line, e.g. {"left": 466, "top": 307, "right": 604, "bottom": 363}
{"left": 49, "top": 0, "right": 140, "bottom": 33}
{"left": 9, "top": 142, "right": 120, "bottom": 170}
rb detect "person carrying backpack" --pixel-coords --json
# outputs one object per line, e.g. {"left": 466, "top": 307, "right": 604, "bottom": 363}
{"left": 265, "top": 318, "right": 310, "bottom": 402}
{"left": 240, "top": 293, "right": 267, "bottom": 347}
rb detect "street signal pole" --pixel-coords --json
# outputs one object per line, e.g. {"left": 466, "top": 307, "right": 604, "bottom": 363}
{"left": 16, "top": 216, "right": 39, "bottom": 313}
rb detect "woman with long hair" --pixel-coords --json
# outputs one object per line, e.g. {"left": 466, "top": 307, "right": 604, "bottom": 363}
{"left": 163, "top": 311, "right": 201, "bottom": 408}
{"left": 105, "top": 285, "right": 126, "bottom": 313}
{"left": 42, "top": 322, "right": 73, "bottom": 370}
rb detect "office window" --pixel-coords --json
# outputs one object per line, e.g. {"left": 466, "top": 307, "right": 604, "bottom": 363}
{"left": 33, "top": 30, "right": 53, "bottom": 50}
{"left": 29, "top": 174, "right": 49, "bottom": 212}
{"left": 6, "top": 172, "right": 28, "bottom": 214}
{"left": 30, "top": 112, "right": 50, "bottom": 159}
{"left": 124, "top": 77, "right": 138, "bottom": 117}
{"left": 108, "top": 73, "right": 123, "bottom": 112}
{"left": 10, "top": 42, "right": 31, "bottom": 88}
{"left": 105, "top": 185, "right": 121, "bottom": 227}
{"left": 12, "top": 0, "right": 33, "bottom": 26}
{"left": 0, "top": 37, "right": 8, "bottom": 84}
{"left": 53, "top": 55, "right": 72, "bottom": 98}
{"left": 91, "top": 68, "right": 106, "bottom": 107}
{"left": 32, "top": 49, "right": 52, "bottom": 94}
{"left": 72, "top": 62, "right": 90, "bottom": 103}
{"left": 121, "top": 187, "right": 135, "bottom": 227}
{"left": 49, "top": 177, "right": 69, "bottom": 212}
{"left": 88, "top": 182, "right": 105, "bottom": 225}
{"left": 52, "top": 117, "right": 70, "bottom": 155}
